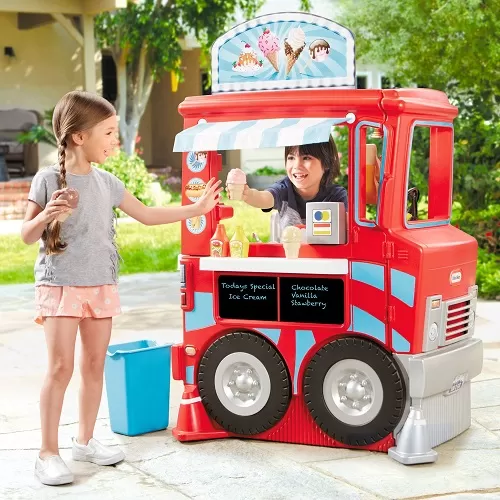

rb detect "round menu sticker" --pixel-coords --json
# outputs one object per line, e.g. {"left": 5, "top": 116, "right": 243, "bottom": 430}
{"left": 186, "top": 215, "right": 206, "bottom": 235}
{"left": 187, "top": 151, "right": 208, "bottom": 172}
{"left": 185, "top": 178, "right": 206, "bottom": 202}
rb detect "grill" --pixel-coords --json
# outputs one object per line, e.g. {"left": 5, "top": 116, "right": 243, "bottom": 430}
{"left": 445, "top": 300, "right": 473, "bottom": 342}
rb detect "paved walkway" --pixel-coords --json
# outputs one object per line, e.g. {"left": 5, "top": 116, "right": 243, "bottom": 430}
{"left": 0, "top": 273, "right": 499, "bottom": 499}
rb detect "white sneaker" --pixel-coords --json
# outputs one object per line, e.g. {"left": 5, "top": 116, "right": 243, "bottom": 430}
{"left": 72, "top": 437, "right": 125, "bottom": 466}
{"left": 35, "top": 455, "right": 74, "bottom": 486}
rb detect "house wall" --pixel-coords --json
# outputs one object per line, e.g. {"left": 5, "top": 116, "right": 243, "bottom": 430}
{"left": 0, "top": 12, "right": 101, "bottom": 168}
{"left": 142, "top": 48, "right": 202, "bottom": 174}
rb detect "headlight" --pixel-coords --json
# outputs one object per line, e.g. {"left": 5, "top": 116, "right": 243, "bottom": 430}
{"left": 428, "top": 322, "right": 439, "bottom": 341}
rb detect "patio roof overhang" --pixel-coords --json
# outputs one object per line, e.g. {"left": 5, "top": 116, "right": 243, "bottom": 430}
{"left": 0, "top": 0, "right": 126, "bottom": 14}
{"left": 0, "top": 0, "right": 126, "bottom": 93}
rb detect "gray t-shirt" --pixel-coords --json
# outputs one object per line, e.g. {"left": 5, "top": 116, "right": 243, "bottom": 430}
{"left": 28, "top": 165, "right": 125, "bottom": 287}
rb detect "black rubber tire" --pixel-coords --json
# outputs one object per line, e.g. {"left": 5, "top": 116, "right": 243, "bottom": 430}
{"left": 198, "top": 332, "right": 291, "bottom": 435}
{"left": 303, "top": 337, "right": 406, "bottom": 446}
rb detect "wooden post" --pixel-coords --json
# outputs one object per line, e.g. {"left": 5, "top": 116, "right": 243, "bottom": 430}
{"left": 82, "top": 14, "right": 96, "bottom": 93}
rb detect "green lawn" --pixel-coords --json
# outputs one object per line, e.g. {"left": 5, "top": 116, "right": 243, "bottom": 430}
{"left": 0, "top": 201, "right": 272, "bottom": 285}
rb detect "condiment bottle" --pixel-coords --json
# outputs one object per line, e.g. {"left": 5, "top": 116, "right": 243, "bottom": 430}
{"left": 210, "top": 223, "right": 229, "bottom": 257}
{"left": 229, "top": 226, "right": 249, "bottom": 258}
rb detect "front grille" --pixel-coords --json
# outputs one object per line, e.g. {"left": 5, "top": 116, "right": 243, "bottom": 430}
{"left": 445, "top": 300, "right": 473, "bottom": 342}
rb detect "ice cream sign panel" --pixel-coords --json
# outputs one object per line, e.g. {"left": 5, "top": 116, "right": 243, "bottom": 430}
{"left": 212, "top": 12, "right": 355, "bottom": 93}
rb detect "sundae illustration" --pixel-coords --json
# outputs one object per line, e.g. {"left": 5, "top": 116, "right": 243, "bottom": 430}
{"left": 258, "top": 27, "right": 280, "bottom": 72}
{"left": 232, "top": 43, "right": 263, "bottom": 74}
{"left": 187, "top": 151, "right": 208, "bottom": 173}
{"left": 309, "top": 39, "right": 331, "bottom": 62}
{"left": 226, "top": 168, "right": 247, "bottom": 201}
{"left": 284, "top": 27, "right": 306, "bottom": 75}
{"left": 56, "top": 187, "right": 79, "bottom": 222}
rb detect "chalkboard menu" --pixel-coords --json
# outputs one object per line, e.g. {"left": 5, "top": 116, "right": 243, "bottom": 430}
{"left": 218, "top": 275, "right": 344, "bottom": 325}
{"left": 218, "top": 275, "right": 278, "bottom": 321}
{"left": 280, "top": 277, "right": 344, "bottom": 325}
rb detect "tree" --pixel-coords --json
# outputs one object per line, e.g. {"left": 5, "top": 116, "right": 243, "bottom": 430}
{"left": 95, "top": 0, "right": 312, "bottom": 155}
{"left": 339, "top": 0, "right": 500, "bottom": 211}
{"left": 339, "top": 0, "right": 500, "bottom": 109}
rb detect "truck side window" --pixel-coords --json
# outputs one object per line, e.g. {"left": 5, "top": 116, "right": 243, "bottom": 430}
{"left": 407, "top": 123, "right": 453, "bottom": 226}
{"left": 355, "top": 124, "right": 384, "bottom": 226}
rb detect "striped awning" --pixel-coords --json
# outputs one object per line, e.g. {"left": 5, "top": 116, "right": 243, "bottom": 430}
{"left": 173, "top": 115, "right": 354, "bottom": 152}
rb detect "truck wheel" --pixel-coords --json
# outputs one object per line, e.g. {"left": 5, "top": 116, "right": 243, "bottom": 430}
{"left": 198, "top": 332, "right": 291, "bottom": 435}
{"left": 303, "top": 337, "right": 406, "bottom": 446}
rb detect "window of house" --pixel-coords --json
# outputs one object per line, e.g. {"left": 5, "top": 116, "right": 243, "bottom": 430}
{"left": 406, "top": 123, "right": 454, "bottom": 227}
{"left": 201, "top": 72, "right": 211, "bottom": 95}
{"left": 356, "top": 75, "right": 368, "bottom": 89}
{"left": 381, "top": 76, "right": 392, "bottom": 89}
{"left": 101, "top": 53, "right": 117, "bottom": 105}
{"left": 381, "top": 76, "right": 403, "bottom": 89}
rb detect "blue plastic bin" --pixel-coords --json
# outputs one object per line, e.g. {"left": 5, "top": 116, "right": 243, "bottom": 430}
{"left": 105, "top": 340, "right": 171, "bottom": 436}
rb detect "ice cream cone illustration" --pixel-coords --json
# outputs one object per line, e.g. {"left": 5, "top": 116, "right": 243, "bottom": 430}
{"left": 258, "top": 27, "right": 280, "bottom": 72}
{"left": 281, "top": 226, "right": 302, "bottom": 259}
{"left": 284, "top": 27, "right": 306, "bottom": 76}
{"left": 190, "top": 216, "right": 201, "bottom": 230}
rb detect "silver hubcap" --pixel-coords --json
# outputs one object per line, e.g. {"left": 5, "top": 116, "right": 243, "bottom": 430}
{"left": 323, "top": 359, "right": 383, "bottom": 426}
{"left": 214, "top": 352, "right": 271, "bottom": 416}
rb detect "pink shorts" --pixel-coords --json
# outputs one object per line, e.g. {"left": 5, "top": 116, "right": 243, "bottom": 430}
{"left": 35, "top": 285, "right": 122, "bottom": 325}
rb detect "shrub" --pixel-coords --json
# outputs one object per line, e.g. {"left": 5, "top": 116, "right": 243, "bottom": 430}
{"left": 101, "top": 151, "right": 156, "bottom": 214}
{"left": 252, "top": 166, "right": 286, "bottom": 176}
{"left": 151, "top": 165, "right": 182, "bottom": 203}
{"left": 17, "top": 108, "right": 57, "bottom": 147}
{"left": 452, "top": 204, "right": 500, "bottom": 255}
{"left": 476, "top": 249, "right": 500, "bottom": 300}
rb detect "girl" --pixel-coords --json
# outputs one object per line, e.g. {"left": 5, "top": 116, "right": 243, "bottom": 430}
{"left": 227, "top": 137, "right": 347, "bottom": 231}
{"left": 21, "top": 91, "right": 222, "bottom": 486}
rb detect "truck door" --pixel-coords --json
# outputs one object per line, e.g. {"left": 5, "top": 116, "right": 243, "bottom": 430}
{"left": 349, "top": 121, "right": 390, "bottom": 346}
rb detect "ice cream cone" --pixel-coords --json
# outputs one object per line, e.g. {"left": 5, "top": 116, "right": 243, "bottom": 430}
{"left": 266, "top": 52, "right": 279, "bottom": 72}
{"left": 283, "top": 241, "right": 301, "bottom": 259}
{"left": 56, "top": 209, "right": 73, "bottom": 223}
{"left": 281, "top": 226, "right": 302, "bottom": 258}
{"left": 284, "top": 40, "right": 305, "bottom": 75}
{"left": 228, "top": 183, "right": 245, "bottom": 201}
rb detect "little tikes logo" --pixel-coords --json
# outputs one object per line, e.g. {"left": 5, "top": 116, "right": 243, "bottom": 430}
{"left": 450, "top": 269, "right": 462, "bottom": 285}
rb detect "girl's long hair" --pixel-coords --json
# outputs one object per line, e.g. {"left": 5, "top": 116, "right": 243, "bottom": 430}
{"left": 44, "top": 91, "right": 115, "bottom": 255}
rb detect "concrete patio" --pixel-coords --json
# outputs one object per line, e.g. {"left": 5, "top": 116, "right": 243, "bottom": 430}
{"left": 0, "top": 273, "right": 499, "bottom": 499}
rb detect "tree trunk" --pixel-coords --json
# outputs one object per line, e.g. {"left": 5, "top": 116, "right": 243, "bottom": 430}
{"left": 113, "top": 43, "right": 154, "bottom": 156}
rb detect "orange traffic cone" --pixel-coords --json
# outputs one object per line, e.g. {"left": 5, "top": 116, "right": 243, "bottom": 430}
{"left": 173, "top": 384, "right": 228, "bottom": 442}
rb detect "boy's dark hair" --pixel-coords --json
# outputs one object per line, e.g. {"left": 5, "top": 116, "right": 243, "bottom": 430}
{"left": 284, "top": 136, "right": 340, "bottom": 187}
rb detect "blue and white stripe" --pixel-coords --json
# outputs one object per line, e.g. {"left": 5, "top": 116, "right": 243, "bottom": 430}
{"left": 174, "top": 117, "right": 348, "bottom": 152}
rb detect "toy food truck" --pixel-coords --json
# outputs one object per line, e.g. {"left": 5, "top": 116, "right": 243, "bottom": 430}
{"left": 170, "top": 12, "right": 483, "bottom": 465}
